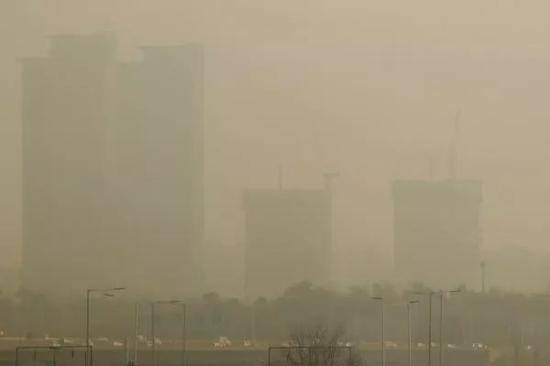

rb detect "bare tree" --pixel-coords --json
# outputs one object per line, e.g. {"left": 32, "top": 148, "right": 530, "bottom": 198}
{"left": 281, "top": 323, "right": 360, "bottom": 366}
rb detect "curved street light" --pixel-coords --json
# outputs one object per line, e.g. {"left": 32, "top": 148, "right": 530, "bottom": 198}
{"left": 413, "top": 289, "right": 460, "bottom": 366}
{"left": 371, "top": 297, "right": 385, "bottom": 366}
{"left": 407, "top": 300, "right": 419, "bottom": 366}
{"left": 86, "top": 287, "right": 126, "bottom": 366}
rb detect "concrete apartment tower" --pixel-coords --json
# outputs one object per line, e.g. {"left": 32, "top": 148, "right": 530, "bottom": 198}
{"left": 21, "top": 32, "right": 204, "bottom": 297}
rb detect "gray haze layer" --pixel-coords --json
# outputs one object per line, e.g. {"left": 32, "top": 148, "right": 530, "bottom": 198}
{"left": 2, "top": 0, "right": 550, "bottom": 295}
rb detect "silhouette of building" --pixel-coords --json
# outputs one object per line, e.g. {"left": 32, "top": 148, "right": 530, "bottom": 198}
{"left": 21, "top": 32, "right": 204, "bottom": 297}
{"left": 244, "top": 188, "right": 331, "bottom": 300}
{"left": 115, "top": 44, "right": 205, "bottom": 296}
{"left": 392, "top": 180, "right": 482, "bottom": 289}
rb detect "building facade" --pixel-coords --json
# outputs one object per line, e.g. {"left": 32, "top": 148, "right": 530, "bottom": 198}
{"left": 392, "top": 180, "right": 482, "bottom": 289}
{"left": 21, "top": 32, "right": 204, "bottom": 297}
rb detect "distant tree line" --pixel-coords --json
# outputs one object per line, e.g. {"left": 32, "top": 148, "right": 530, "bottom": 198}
{"left": 3, "top": 281, "right": 550, "bottom": 354}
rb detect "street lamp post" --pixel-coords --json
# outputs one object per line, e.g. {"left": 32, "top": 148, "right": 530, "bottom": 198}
{"left": 251, "top": 305, "right": 256, "bottom": 346}
{"left": 439, "top": 290, "right": 461, "bottom": 366}
{"left": 438, "top": 293, "right": 443, "bottom": 366}
{"left": 85, "top": 287, "right": 126, "bottom": 366}
{"left": 413, "top": 291, "right": 436, "bottom": 366}
{"left": 151, "top": 300, "right": 186, "bottom": 366}
{"left": 180, "top": 303, "right": 187, "bottom": 366}
{"left": 134, "top": 303, "right": 140, "bottom": 366}
{"left": 408, "top": 300, "right": 419, "bottom": 366}
{"left": 414, "top": 289, "right": 460, "bottom": 366}
{"left": 372, "top": 297, "right": 385, "bottom": 366}
{"left": 151, "top": 303, "right": 156, "bottom": 366}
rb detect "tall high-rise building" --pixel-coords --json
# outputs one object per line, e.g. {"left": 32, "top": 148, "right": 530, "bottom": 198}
{"left": 21, "top": 32, "right": 204, "bottom": 297}
{"left": 244, "top": 188, "right": 331, "bottom": 300}
{"left": 392, "top": 180, "right": 482, "bottom": 289}
{"left": 114, "top": 44, "right": 205, "bottom": 296}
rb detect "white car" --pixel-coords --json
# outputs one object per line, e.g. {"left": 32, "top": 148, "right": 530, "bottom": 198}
{"left": 472, "top": 342, "right": 487, "bottom": 350}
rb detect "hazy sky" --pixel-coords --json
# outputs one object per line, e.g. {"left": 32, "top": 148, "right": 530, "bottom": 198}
{"left": 3, "top": 0, "right": 550, "bottom": 287}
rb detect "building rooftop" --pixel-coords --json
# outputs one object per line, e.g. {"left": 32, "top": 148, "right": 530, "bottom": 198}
{"left": 392, "top": 179, "right": 482, "bottom": 203}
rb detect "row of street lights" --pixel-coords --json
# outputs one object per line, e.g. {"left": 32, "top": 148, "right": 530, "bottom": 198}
{"left": 86, "top": 286, "right": 460, "bottom": 366}
{"left": 85, "top": 288, "right": 187, "bottom": 366}
{"left": 372, "top": 289, "right": 461, "bottom": 366}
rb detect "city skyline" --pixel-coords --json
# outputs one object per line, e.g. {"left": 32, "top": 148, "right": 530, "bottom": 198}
{"left": 3, "top": 1, "right": 550, "bottom": 297}
{"left": 3, "top": 3, "right": 550, "bottom": 366}
{"left": 7, "top": 28, "right": 550, "bottom": 295}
